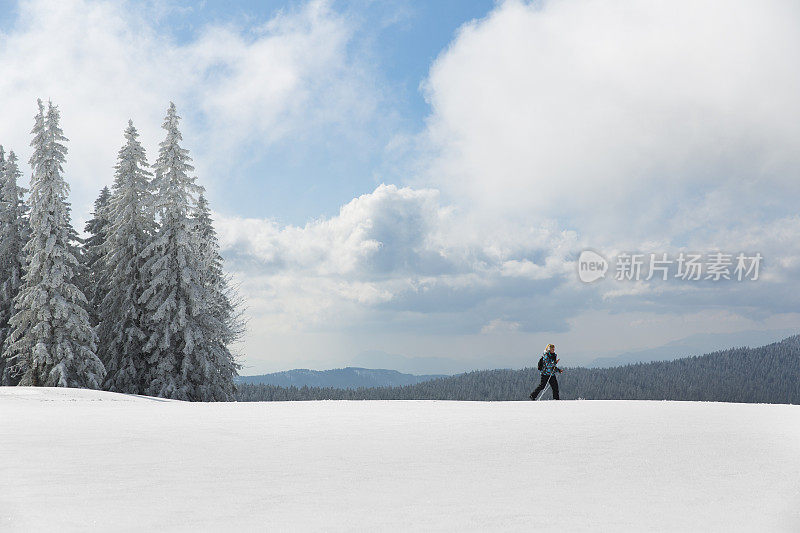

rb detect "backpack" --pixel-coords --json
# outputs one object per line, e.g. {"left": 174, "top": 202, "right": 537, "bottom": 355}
{"left": 537, "top": 356, "right": 544, "bottom": 371}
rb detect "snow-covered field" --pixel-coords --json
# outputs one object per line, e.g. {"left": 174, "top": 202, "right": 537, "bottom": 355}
{"left": 1, "top": 387, "right": 799, "bottom": 532}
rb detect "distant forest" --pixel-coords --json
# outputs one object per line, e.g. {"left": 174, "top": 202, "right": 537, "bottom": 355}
{"left": 236, "top": 335, "right": 800, "bottom": 404}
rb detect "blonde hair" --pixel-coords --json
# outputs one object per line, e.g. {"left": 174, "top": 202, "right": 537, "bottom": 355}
{"left": 546, "top": 343, "right": 555, "bottom": 350}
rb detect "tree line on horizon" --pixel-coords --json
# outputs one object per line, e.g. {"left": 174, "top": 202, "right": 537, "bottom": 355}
{"left": 0, "top": 100, "right": 243, "bottom": 401}
{"left": 235, "top": 335, "right": 800, "bottom": 403}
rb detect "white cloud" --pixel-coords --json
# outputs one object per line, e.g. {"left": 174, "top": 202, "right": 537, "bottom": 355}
{"left": 0, "top": 0, "right": 372, "bottom": 218}
{"left": 236, "top": 0, "right": 799, "bottom": 373}
{"left": 215, "top": 182, "right": 584, "bottom": 370}
{"left": 215, "top": 183, "right": 577, "bottom": 337}
{"left": 480, "top": 319, "right": 521, "bottom": 334}
{"left": 217, "top": 184, "right": 448, "bottom": 277}
{"left": 189, "top": 0, "right": 380, "bottom": 153}
{"left": 420, "top": 0, "right": 800, "bottom": 247}
{"left": 219, "top": 173, "right": 797, "bottom": 368}
{"left": 4, "top": 0, "right": 797, "bottom": 372}
{"left": 401, "top": 0, "right": 800, "bottom": 343}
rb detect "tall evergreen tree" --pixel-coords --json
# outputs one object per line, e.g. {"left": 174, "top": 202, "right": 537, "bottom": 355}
{"left": 83, "top": 186, "right": 111, "bottom": 325}
{"left": 2, "top": 100, "right": 104, "bottom": 388}
{"left": 140, "top": 103, "right": 205, "bottom": 399}
{"left": 0, "top": 149, "right": 29, "bottom": 384}
{"left": 0, "top": 145, "right": 7, "bottom": 354}
{"left": 189, "top": 193, "right": 242, "bottom": 400}
{"left": 99, "top": 121, "right": 156, "bottom": 394}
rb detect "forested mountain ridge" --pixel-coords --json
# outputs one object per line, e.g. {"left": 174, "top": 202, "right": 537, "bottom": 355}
{"left": 237, "top": 367, "right": 447, "bottom": 389}
{"left": 236, "top": 335, "right": 800, "bottom": 403}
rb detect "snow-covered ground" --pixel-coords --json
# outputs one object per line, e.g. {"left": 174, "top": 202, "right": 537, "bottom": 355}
{"left": 1, "top": 387, "right": 799, "bottom": 532}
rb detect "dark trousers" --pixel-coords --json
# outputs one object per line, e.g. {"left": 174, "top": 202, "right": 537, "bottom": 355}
{"left": 531, "top": 374, "right": 559, "bottom": 400}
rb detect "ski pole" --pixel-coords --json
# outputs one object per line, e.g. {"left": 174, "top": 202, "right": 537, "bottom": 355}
{"left": 536, "top": 373, "right": 553, "bottom": 401}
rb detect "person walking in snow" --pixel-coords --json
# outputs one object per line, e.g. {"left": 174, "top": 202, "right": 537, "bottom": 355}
{"left": 530, "top": 343, "right": 563, "bottom": 400}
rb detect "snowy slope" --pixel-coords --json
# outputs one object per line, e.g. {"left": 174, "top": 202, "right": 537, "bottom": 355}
{"left": 1, "top": 387, "right": 798, "bottom": 532}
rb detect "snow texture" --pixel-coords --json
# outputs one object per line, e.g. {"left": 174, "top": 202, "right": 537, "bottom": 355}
{"left": 1, "top": 388, "right": 798, "bottom": 531}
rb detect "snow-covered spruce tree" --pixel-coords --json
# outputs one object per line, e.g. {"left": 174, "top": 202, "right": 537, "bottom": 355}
{"left": 140, "top": 103, "right": 207, "bottom": 400}
{"left": 0, "top": 146, "right": 10, "bottom": 379}
{"left": 66, "top": 202, "right": 90, "bottom": 309}
{"left": 2, "top": 100, "right": 104, "bottom": 388}
{"left": 0, "top": 146, "right": 7, "bottom": 353}
{"left": 98, "top": 121, "right": 156, "bottom": 394}
{"left": 0, "top": 149, "right": 29, "bottom": 384}
{"left": 83, "top": 186, "right": 111, "bottom": 325}
{"left": 188, "top": 193, "right": 242, "bottom": 401}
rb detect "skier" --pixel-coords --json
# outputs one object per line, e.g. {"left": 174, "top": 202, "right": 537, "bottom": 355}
{"left": 530, "top": 343, "right": 563, "bottom": 400}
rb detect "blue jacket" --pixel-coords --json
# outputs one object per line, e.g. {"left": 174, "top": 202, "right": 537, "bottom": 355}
{"left": 538, "top": 352, "right": 561, "bottom": 376}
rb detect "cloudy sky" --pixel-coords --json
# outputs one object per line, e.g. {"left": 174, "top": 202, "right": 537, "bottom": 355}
{"left": 1, "top": 0, "right": 798, "bottom": 374}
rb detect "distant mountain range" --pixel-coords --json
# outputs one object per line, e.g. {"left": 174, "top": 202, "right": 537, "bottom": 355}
{"left": 350, "top": 350, "right": 499, "bottom": 375}
{"left": 237, "top": 367, "right": 448, "bottom": 389}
